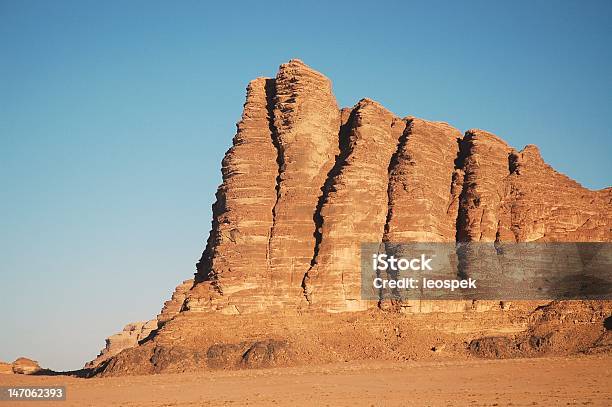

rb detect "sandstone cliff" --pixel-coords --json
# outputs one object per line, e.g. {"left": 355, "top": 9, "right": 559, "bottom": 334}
{"left": 93, "top": 60, "right": 610, "bottom": 376}
{"left": 184, "top": 59, "right": 610, "bottom": 314}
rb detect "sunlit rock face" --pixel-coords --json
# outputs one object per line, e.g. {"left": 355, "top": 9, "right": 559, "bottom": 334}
{"left": 92, "top": 60, "right": 611, "bottom": 378}
{"left": 176, "top": 60, "right": 610, "bottom": 314}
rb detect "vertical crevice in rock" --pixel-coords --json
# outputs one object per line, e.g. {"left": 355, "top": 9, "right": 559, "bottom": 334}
{"left": 508, "top": 150, "right": 521, "bottom": 175}
{"left": 454, "top": 130, "right": 513, "bottom": 298}
{"left": 308, "top": 109, "right": 355, "bottom": 266}
{"left": 383, "top": 119, "right": 412, "bottom": 240}
{"left": 303, "top": 99, "right": 402, "bottom": 311}
{"left": 454, "top": 132, "right": 477, "bottom": 283}
{"left": 265, "top": 78, "right": 281, "bottom": 271}
{"left": 454, "top": 129, "right": 512, "bottom": 243}
{"left": 379, "top": 118, "right": 411, "bottom": 307}
{"left": 454, "top": 134, "right": 472, "bottom": 243}
{"left": 384, "top": 119, "right": 463, "bottom": 244}
{"left": 381, "top": 118, "right": 462, "bottom": 311}
{"left": 302, "top": 108, "right": 355, "bottom": 302}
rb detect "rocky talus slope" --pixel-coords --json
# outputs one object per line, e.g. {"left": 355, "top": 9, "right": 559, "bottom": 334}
{"left": 89, "top": 60, "right": 611, "bottom": 375}
{"left": 85, "top": 320, "right": 158, "bottom": 369}
{"left": 85, "top": 279, "right": 194, "bottom": 369}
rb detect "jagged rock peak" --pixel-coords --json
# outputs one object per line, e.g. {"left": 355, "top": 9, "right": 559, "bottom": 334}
{"left": 410, "top": 117, "right": 457, "bottom": 131}
{"left": 275, "top": 59, "right": 334, "bottom": 96}
{"left": 350, "top": 98, "right": 399, "bottom": 129}
{"left": 278, "top": 59, "right": 330, "bottom": 80}
{"left": 356, "top": 97, "right": 390, "bottom": 108}
{"left": 518, "top": 144, "right": 545, "bottom": 164}
{"left": 465, "top": 128, "right": 512, "bottom": 148}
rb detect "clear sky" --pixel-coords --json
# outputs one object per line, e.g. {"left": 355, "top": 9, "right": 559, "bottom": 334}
{"left": 1, "top": 0, "right": 611, "bottom": 371}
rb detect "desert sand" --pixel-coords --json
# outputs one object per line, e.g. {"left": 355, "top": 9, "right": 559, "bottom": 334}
{"left": 2, "top": 355, "right": 610, "bottom": 406}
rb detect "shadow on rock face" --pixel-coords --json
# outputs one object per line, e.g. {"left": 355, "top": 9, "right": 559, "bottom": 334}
{"left": 548, "top": 274, "right": 612, "bottom": 300}
{"left": 469, "top": 302, "right": 612, "bottom": 359}
{"left": 240, "top": 340, "right": 289, "bottom": 368}
{"left": 150, "top": 345, "right": 207, "bottom": 372}
{"left": 468, "top": 337, "right": 518, "bottom": 358}
{"left": 605, "top": 316, "right": 612, "bottom": 331}
{"left": 207, "top": 339, "right": 291, "bottom": 369}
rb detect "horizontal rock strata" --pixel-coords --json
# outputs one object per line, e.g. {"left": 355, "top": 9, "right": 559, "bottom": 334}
{"left": 96, "top": 300, "right": 611, "bottom": 376}
{"left": 86, "top": 320, "right": 157, "bottom": 369}
{"left": 267, "top": 59, "right": 341, "bottom": 307}
{"left": 304, "top": 99, "right": 405, "bottom": 312}
{"left": 181, "top": 59, "right": 611, "bottom": 314}
{"left": 88, "top": 279, "right": 195, "bottom": 369}
{"left": 188, "top": 76, "right": 279, "bottom": 314}
{"left": 93, "top": 59, "right": 610, "bottom": 376}
{"left": 157, "top": 279, "right": 193, "bottom": 326}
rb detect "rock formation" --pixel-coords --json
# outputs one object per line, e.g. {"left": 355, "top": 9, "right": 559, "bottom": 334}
{"left": 182, "top": 59, "right": 610, "bottom": 314}
{"left": 157, "top": 279, "right": 193, "bottom": 326}
{"left": 384, "top": 118, "right": 462, "bottom": 243}
{"left": 188, "top": 77, "right": 279, "bottom": 314}
{"left": 188, "top": 60, "right": 342, "bottom": 313}
{"left": 86, "top": 320, "right": 157, "bottom": 369}
{"left": 11, "top": 357, "right": 41, "bottom": 375}
{"left": 92, "top": 59, "right": 610, "bottom": 376}
{"left": 304, "top": 99, "right": 405, "bottom": 312}
{"left": 87, "top": 280, "right": 193, "bottom": 369}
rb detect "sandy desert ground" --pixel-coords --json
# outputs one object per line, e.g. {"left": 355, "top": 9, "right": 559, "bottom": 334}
{"left": 1, "top": 355, "right": 610, "bottom": 406}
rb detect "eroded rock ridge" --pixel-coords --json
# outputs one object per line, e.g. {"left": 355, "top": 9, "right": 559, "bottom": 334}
{"left": 90, "top": 60, "right": 611, "bottom": 376}
{"left": 183, "top": 59, "right": 611, "bottom": 314}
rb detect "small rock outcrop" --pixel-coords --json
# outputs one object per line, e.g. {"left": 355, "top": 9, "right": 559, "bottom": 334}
{"left": 11, "top": 357, "right": 41, "bottom": 375}
{"left": 86, "top": 320, "right": 157, "bottom": 369}
{"left": 87, "top": 279, "right": 195, "bottom": 369}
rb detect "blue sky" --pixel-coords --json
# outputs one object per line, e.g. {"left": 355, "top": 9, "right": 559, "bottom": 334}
{"left": 1, "top": 0, "right": 610, "bottom": 371}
